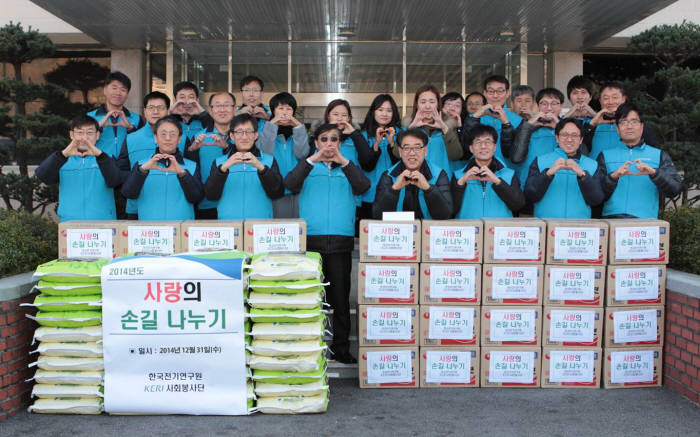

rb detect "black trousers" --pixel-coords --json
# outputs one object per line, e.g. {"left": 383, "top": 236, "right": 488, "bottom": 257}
{"left": 320, "top": 250, "right": 353, "bottom": 353}
{"left": 195, "top": 207, "right": 218, "bottom": 219}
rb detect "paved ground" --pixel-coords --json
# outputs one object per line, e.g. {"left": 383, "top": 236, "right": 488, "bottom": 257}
{"left": 2, "top": 379, "right": 699, "bottom": 437}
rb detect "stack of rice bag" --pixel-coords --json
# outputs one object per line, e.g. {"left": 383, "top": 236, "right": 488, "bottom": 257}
{"left": 247, "top": 252, "right": 330, "bottom": 414}
{"left": 25, "top": 259, "right": 107, "bottom": 415}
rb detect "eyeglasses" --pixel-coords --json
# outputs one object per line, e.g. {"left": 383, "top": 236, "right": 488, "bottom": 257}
{"left": 618, "top": 119, "right": 641, "bottom": 127}
{"left": 241, "top": 88, "right": 262, "bottom": 93}
{"left": 472, "top": 139, "right": 495, "bottom": 146}
{"left": 158, "top": 131, "right": 180, "bottom": 138}
{"left": 211, "top": 104, "right": 234, "bottom": 110}
{"left": 558, "top": 133, "right": 581, "bottom": 139}
{"left": 233, "top": 130, "right": 256, "bottom": 136}
{"left": 399, "top": 145, "right": 425, "bottom": 153}
{"left": 485, "top": 88, "right": 507, "bottom": 95}
{"left": 538, "top": 100, "right": 561, "bottom": 108}
{"left": 73, "top": 129, "right": 97, "bottom": 136}
{"left": 319, "top": 136, "right": 339, "bottom": 143}
{"left": 145, "top": 105, "right": 167, "bottom": 111}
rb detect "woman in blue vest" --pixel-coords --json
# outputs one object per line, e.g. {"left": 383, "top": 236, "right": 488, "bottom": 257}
{"left": 373, "top": 128, "right": 453, "bottom": 219}
{"left": 356, "top": 94, "right": 402, "bottom": 222}
{"left": 452, "top": 124, "right": 525, "bottom": 218}
{"left": 284, "top": 123, "right": 370, "bottom": 364}
{"left": 35, "top": 115, "right": 122, "bottom": 222}
{"left": 524, "top": 118, "right": 604, "bottom": 218}
{"left": 121, "top": 115, "right": 204, "bottom": 220}
{"left": 402, "top": 85, "right": 462, "bottom": 174}
{"left": 204, "top": 114, "right": 284, "bottom": 219}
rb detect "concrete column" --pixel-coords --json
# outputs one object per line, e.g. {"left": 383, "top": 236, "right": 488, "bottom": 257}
{"left": 547, "top": 51, "right": 583, "bottom": 95}
{"left": 110, "top": 49, "right": 147, "bottom": 112}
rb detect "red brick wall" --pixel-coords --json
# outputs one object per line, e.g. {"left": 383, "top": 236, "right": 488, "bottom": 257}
{"left": 664, "top": 290, "right": 700, "bottom": 405}
{"left": 0, "top": 295, "right": 37, "bottom": 420}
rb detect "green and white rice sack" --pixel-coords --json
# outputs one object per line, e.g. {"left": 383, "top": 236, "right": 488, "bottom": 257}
{"left": 34, "top": 259, "right": 109, "bottom": 284}
{"left": 248, "top": 306, "right": 324, "bottom": 323}
{"left": 256, "top": 391, "right": 328, "bottom": 414}
{"left": 33, "top": 342, "right": 103, "bottom": 358}
{"left": 27, "top": 311, "right": 102, "bottom": 328}
{"left": 35, "top": 281, "right": 102, "bottom": 296}
{"left": 252, "top": 366, "right": 327, "bottom": 385}
{"left": 248, "top": 280, "right": 326, "bottom": 295}
{"left": 254, "top": 379, "right": 328, "bottom": 398}
{"left": 247, "top": 290, "right": 323, "bottom": 308}
{"left": 33, "top": 370, "right": 103, "bottom": 385}
{"left": 248, "top": 339, "right": 327, "bottom": 357}
{"left": 248, "top": 252, "right": 322, "bottom": 281}
{"left": 250, "top": 320, "right": 325, "bottom": 341}
{"left": 33, "top": 326, "right": 102, "bottom": 343}
{"left": 23, "top": 295, "right": 101, "bottom": 312}
{"left": 248, "top": 351, "right": 324, "bottom": 372}
{"left": 30, "top": 357, "right": 104, "bottom": 371}
{"left": 32, "top": 384, "right": 103, "bottom": 399}
{"left": 28, "top": 398, "right": 103, "bottom": 414}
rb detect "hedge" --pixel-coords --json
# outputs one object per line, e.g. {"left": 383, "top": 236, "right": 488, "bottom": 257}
{"left": 0, "top": 210, "right": 57, "bottom": 277}
{"left": 663, "top": 206, "right": 700, "bottom": 276}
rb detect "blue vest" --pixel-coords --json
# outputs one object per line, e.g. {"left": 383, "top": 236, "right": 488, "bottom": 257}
{"left": 477, "top": 107, "right": 523, "bottom": 168}
{"left": 299, "top": 162, "right": 357, "bottom": 237}
{"left": 124, "top": 125, "right": 186, "bottom": 214}
{"left": 340, "top": 136, "right": 361, "bottom": 206}
{"left": 534, "top": 149, "right": 599, "bottom": 218}
{"left": 192, "top": 127, "right": 228, "bottom": 210}
{"left": 271, "top": 134, "right": 299, "bottom": 178}
{"left": 360, "top": 130, "right": 394, "bottom": 203}
{"left": 454, "top": 162, "right": 515, "bottom": 219}
{"left": 87, "top": 107, "right": 142, "bottom": 158}
{"left": 602, "top": 143, "right": 662, "bottom": 218}
{"left": 135, "top": 157, "right": 198, "bottom": 220}
{"left": 57, "top": 156, "right": 116, "bottom": 222}
{"left": 589, "top": 122, "right": 620, "bottom": 160}
{"left": 181, "top": 118, "right": 204, "bottom": 142}
{"left": 214, "top": 153, "right": 275, "bottom": 220}
{"left": 513, "top": 126, "right": 557, "bottom": 189}
{"left": 387, "top": 161, "right": 441, "bottom": 220}
{"left": 423, "top": 129, "right": 450, "bottom": 177}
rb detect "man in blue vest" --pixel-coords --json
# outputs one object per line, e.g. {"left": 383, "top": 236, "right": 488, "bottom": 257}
{"left": 510, "top": 85, "right": 536, "bottom": 120}
{"left": 524, "top": 118, "right": 604, "bottom": 218}
{"left": 204, "top": 114, "right": 284, "bottom": 219}
{"left": 235, "top": 75, "right": 272, "bottom": 121}
{"left": 597, "top": 103, "right": 682, "bottom": 218}
{"left": 284, "top": 123, "right": 370, "bottom": 364}
{"left": 452, "top": 124, "right": 525, "bottom": 218}
{"left": 35, "top": 115, "right": 121, "bottom": 222}
{"left": 563, "top": 75, "right": 596, "bottom": 123}
{"left": 122, "top": 115, "right": 204, "bottom": 220}
{"left": 169, "top": 81, "right": 206, "bottom": 142}
{"left": 373, "top": 128, "right": 453, "bottom": 219}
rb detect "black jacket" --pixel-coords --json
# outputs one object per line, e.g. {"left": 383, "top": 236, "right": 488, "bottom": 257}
{"left": 35, "top": 150, "right": 123, "bottom": 188}
{"left": 523, "top": 151, "right": 605, "bottom": 207}
{"left": 204, "top": 146, "right": 284, "bottom": 201}
{"left": 450, "top": 157, "right": 526, "bottom": 216}
{"left": 121, "top": 149, "right": 204, "bottom": 205}
{"left": 372, "top": 160, "right": 453, "bottom": 220}
{"left": 356, "top": 126, "right": 402, "bottom": 171}
{"left": 461, "top": 116, "right": 515, "bottom": 159}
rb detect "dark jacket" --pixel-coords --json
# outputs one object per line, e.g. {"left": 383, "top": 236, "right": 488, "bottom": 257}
{"left": 462, "top": 116, "right": 515, "bottom": 159}
{"left": 204, "top": 146, "right": 284, "bottom": 201}
{"left": 451, "top": 157, "right": 525, "bottom": 217}
{"left": 372, "top": 160, "right": 453, "bottom": 220}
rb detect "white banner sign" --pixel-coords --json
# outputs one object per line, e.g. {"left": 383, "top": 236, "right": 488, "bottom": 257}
{"left": 614, "top": 268, "right": 659, "bottom": 301}
{"left": 493, "top": 227, "right": 539, "bottom": 260}
{"left": 548, "top": 268, "right": 595, "bottom": 301}
{"left": 364, "top": 265, "right": 411, "bottom": 299}
{"left": 610, "top": 350, "right": 655, "bottom": 384}
{"left": 429, "top": 226, "right": 476, "bottom": 259}
{"left": 428, "top": 307, "right": 475, "bottom": 340}
{"left": 429, "top": 265, "right": 477, "bottom": 299}
{"left": 252, "top": 223, "right": 300, "bottom": 253}
{"left": 549, "top": 350, "right": 595, "bottom": 383}
{"left": 488, "top": 350, "right": 535, "bottom": 383}
{"left": 491, "top": 266, "right": 539, "bottom": 300}
{"left": 127, "top": 226, "right": 175, "bottom": 255}
{"left": 101, "top": 254, "right": 247, "bottom": 415}
{"left": 615, "top": 226, "right": 660, "bottom": 260}
{"left": 425, "top": 350, "right": 471, "bottom": 384}
{"left": 613, "top": 309, "right": 658, "bottom": 344}
{"left": 188, "top": 227, "right": 237, "bottom": 252}
{"left": 366, "top": 349, "right": 413, "bottom": 384}
{"left": 553, "top": 227, "right": 600, "bottom": 260}
{"left": 66, "top": 228, "right": 113, "bottom": 259}
{"left": 366, "top": 307, "right": 413, "bottom": 340}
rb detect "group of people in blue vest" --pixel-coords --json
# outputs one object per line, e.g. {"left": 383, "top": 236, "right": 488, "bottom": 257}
{"left": 35, "top": 71, "right": 683, "bottom": 364}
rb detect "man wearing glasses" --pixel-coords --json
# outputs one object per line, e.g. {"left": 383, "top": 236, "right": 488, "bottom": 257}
{"left": 372, "top": 128, "right": 453, "bottom": 219}
{"left": 597, "top": 103, "right": 682, "bottom": 218}
{"left": 284, "top": 123, "right": 370, "bottom": 364}
{"left": 185, "top": 92, "right": 237, "bottom": 219}
{"left": 236, "top": 75, "right": 272, "bottom": 122}
{"left": 452, "top": 124, "right": 525, "bottom": 218}
{"left": 524, "top": 118, "right": 604, "bottom": 218}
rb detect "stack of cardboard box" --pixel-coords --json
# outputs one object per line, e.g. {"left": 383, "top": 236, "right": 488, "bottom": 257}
{"left": 418, "top": 220, "right": 483, "bottom": 388}
{"left": 480, "top": 219, "right": 546, "bottom": 388}
{"left": 540, "top": 219, "right": 608, "bottom": 388}
{"left": 602, "top": 219, "right": 668, "bottom": 389}
{"left": 357, "top": 220, "right": 421, "bottom": 388}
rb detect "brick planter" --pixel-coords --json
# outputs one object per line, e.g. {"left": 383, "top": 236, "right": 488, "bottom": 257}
{"left": 0, "top": 273, "right": 37, "bottom": 420}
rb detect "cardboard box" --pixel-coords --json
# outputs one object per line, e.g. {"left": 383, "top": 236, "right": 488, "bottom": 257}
{"left": 482, "top": 264, "right": 543, "bottom": 305}
{"left": 359, "top": 220, "right": 421, "bottom": 263}
{"left": 603, "top": 347, "right": 663, "bottom": 388}
{"left": 358, "top": 263, "right": 419, "bottom": 305}
{"left": 421, "top": 220, "right": 483, "bottom": 263}
{"left": 58, "top": 220, "right": 119, "bottom": 259}
{"left": 481, "top": 306, "right": 542, "bottom": 346}
{"left": 359, "top": 347, "right": 419, "bottom": 388}
{"left": 545, "top": 219, "right": 608, "bottom": 265}
{"left": 180, "top": 220, "right": 243, "bottom": 253}
{"left": 542, "top": 306, "right": 604, "bottom": 347}
{"left": 420, "top": 347, "right": 480, "bottom": 388}
{"left": 543, "top": 265, "right": 605, "bottom": 307}
{"left": 604, "top": 305, "right": 665, "bottom": 348}
{"left": 116, "top": 221, "right": 181, "bottom": 256}
{"left": 483, "top": 218, "right": 546, "bottom": 264}
{"left": 243, "top": 219, "right": 306, "bottom": 254}
{"left": 541, "top": 347, "right": 602, "bottom": 388}
{"left": 480, "top": 347, "right": 541, "bottom": 388}
{"left": 358, "top": 305, "right": 419, "bottom": 347}
{"left": 605, "top": 265, "right": 666, "bottom": 306}
{"left": 420, "top": 305, "right": 480, "bottom": 346}
{"left": 606, "top": 219, "right": 670, "bottom": 265}
{"left": 420, "top": 264, "right": 482, "bottom": 305}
